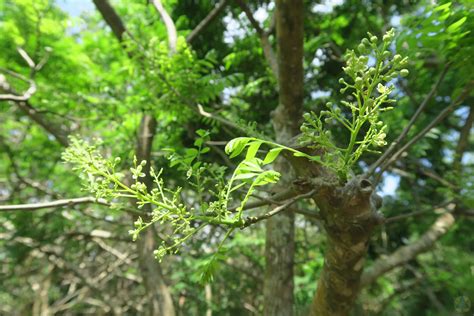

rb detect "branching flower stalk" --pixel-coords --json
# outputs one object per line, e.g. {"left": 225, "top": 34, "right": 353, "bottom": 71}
{"left": 63, "top": 136, "right": 282, "bottom": 261}
{"left": 300, "top": 28, "right": 409, "bottom": 180}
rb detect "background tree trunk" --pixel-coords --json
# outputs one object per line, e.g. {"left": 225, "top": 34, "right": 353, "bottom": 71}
{"left": 264, "top": 1, "right": 304, "bottom": 315}
{"left": 92, "top": 2, "right": 176, "bottom": 314}
{"left": 135, "top": 115, "right": 176, "bottom": 316}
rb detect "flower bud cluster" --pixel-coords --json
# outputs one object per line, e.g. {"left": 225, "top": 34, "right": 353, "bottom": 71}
{"left": 300, "top": 28, "right": 409, "bottom": 180}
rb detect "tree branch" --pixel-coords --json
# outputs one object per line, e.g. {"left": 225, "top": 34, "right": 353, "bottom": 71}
{"left": 361, "top": 212, "right": 455, "bottom": 287}
{"left": 92, "top": 0, "right": 127, "bottom": 42}
{"left": 14, "top": 100, "right": 70, "bottom": 146}
{"left": 384, "top": 201, "right": 455, "bottom": 224}
{"left": 374, "top": 82, "right": 473, "bottom": 183}
{"left": 186, "top": 0, "right": 229, "bottom": 44}
{"left": 0, "top": 72, "right": 36, "bottom": 101}
{"left": 235, "top": 0, "right": 278, "bottom": 78}
{"left": 151, "top": 0, "right": 177, "bottom": 53}
{"left": 0, "top": 48, "right": 69, "bottom": 146}
{"left": 0, "top": 196, "right": 144, "bottom": 216}
{"left": 0, "top": 197, "right": 109, "bottom": 212}
{"left": 242, "top": 190, "right": 315, "bottom": 227}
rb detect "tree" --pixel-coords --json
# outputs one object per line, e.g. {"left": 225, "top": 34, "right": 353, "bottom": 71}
{"left": 1, "top": 0, "right": 473, "bottom": 315}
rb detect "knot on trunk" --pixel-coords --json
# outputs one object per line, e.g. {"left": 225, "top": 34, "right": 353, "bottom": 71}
{"left": 318, "top": 176, "right": 385, "bottom": 242}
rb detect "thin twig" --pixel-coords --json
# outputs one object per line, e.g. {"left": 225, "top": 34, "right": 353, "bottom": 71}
{"left": 235, "top": 0, "right": 278, "bottom": 77}
{"left": 374, "top": 82, "right": 473, "bottom": 184}
{"left": 242, "top": 189, "right": 315, "bottom": 227}
{"left": 0, "top": 197, "right": 109, "bottom": 212}
{"left": 0, "top": 197, "right": 143, "bottom": 216}
{"left": 186, "top": 0, "right": 229, "bottom": 44}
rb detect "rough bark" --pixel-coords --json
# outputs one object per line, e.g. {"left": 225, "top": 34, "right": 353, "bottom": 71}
{"left": 309, "top": 178, "right": 384, "bottom": 316}
{"left": 264, "top": 1, "right": 304, "bottom": 315}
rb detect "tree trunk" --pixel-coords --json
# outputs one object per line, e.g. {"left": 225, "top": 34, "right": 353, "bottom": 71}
{"left": 264, "top": 1, "right": 304, "bottom": 315}
{"left": 309, "top": 178, "right": 384, "bottom": 316}
{"left": 135, "top": 115, "right": 176, "bottom": 316}
{"left": 137, "top": 227, "right": 176, "bottom": 316}
{"left": 91, "top": 1, "right": 177, "bottom": 313}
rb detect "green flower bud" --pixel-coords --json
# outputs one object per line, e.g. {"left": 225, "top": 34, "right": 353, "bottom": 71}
{"left": 383, "top": 51, "right": 391, "bottom": 58}
{"left": 362, "top": 38, "right": 370, "bottom": 46}
{"left": 393, "top": 54, "right": 402, "bottom": 62}
{"left": 359, "top": 56, "right": 369, "bottom": 64}
{"left": 338, "top": 78, "right": 345, "bottom": 84}
{"left": 369, "top": 67, "right": 376, "bottom": 75}
{"left": 370, "top": 35, "right": 378, "bottom": 42}
{"left": 326, "top": 102, "right": 333, "bottom": 108}
{"left": 357, "top": 43, "right": 366, "bottom": 53}
{"left": 400, "top": 69, "right": 409, "bottom": 77}
{"left": 324, "top": 118, "right": 332, "bottom": 124}
{"left": 303, "top": 113, "right": 311, "bottom": 120}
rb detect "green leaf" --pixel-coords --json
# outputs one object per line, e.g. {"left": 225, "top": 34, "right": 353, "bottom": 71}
{"left": 246, "top": 141, "right": 262, "bottom": 160}
{"left": 263, "top": 147, "right": 283, "bottom": 165}
{"left": 293, "top": 152, "right": 308, "bottom": 158}
{"left": 234, "top": 172, "right": 259, "bottom": 180}
{"left": 194, "top": 138, "right": 203, "bottom": 147}
{"left": 253, "top": 170, "right": 281, "bottom": 186}
{"left": 447, "top": 17, "right": 466, "bottom": 33}
{"left": 309, "top": 155, "right": 321, "bottom": 162}
{"left": 196, "top": 129, "right": 208, "bottom": 137}
{"left": 238, "top": 158, "right": 263, "bottom": 173}
{"left": 434, "top": 2, "right": 451, "bottom": 12}
{"left": 185, "top": 148, "right": 199, "bottom": 158}
{"left": 225, "top": 137, "right": 252, "bottom": 158}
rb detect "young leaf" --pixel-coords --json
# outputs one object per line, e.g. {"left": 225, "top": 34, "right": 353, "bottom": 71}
{"left": 234, "top": 172, "right": 259, "bottom": 180}
{"left": 263, "top": 147, "right": 283, "bottom": 164}
{"left": 246, "top": 141, "right": 262, "bottom": 160}
{"left": 447, "top": 17, "right": 466, "bottom": 33}
{"left": 253, "top": 170, "right": 281, "bottom": 186}
{"left": 225, "top": 137, "right": 252, "bottom": 158}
